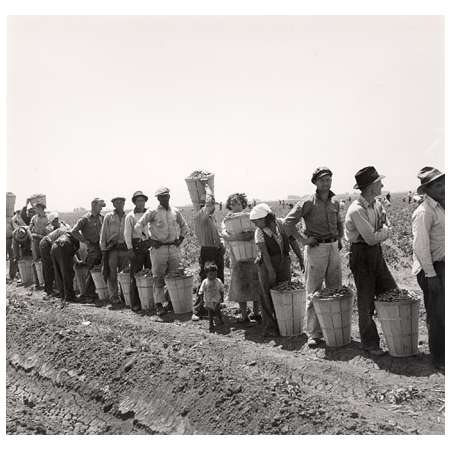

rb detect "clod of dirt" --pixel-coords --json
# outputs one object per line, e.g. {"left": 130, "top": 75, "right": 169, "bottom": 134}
{"left": 123, "top": 356, "right": 138, "bottom": 372}
{"left": 124, "top": 347, "right": 138, "bottom": 355}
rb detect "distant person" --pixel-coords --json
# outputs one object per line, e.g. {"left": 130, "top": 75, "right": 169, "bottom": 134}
{"left": 71, "top": 198, "right": 106, "bottom": 302}
{"left": 284, "top": 167, "right": 343, "bottom": 348}
{"left": 386, "top": 192, "right": 391, "bottom": 203}
{"left": 29, "top": 202, "right": 49, "bottom": 262}
{"left": 100, "top": 196, "right": 128, "bottom": 310}
{"left": 219, "top": 202, "right": 223, "bottom": 211}
{"left": 345, "top": 166, "right": 397, "bottom": 356}
{"left": 20, "top": 199, "right": 36, "bottom": 226}
{"left": 135, "top": 187, "right": 189, "bottom": 316}
{"left": 408, "top": 190, "right": 413, "bottom": 203}
{"left": 412, "top": 167, "right": 445, "bottom": 372}
{"left": 125, "top": 191, "right": 152, "bottom": 313}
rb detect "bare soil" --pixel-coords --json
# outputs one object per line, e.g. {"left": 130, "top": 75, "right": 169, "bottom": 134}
{"left": 6, "top": 282, "right": 445, "bottom": 435}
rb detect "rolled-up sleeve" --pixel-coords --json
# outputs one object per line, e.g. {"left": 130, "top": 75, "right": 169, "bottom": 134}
{"left": 283, "top": 201, "right": 304, "bottom": 236}
{"left": 99, "top": 215, "right": 109, "bottom": 251}
{"left": 349, "top": 208, "right": 389, "bottom": 246}
{"left": 412, "top": 208, "right": 436, "bottom": 277}
{"left": 135, "top": 209, "right": 153, "bottom": 238}
{"left": 71, "top": 217, "right": 87, "bottom": 242}
{"left": 124, "top": 214, "right": 134, "bottom": 250}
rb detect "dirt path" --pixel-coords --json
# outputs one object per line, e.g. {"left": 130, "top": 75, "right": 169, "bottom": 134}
{"left": 6, "top": 283, "right": 445, "bottom": 435}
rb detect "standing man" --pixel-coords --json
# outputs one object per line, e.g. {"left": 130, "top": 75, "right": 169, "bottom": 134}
{"left": 412, "top": 167, "right": 445, "bottom": 372}
{"left": 50, "top": 231, "right": 80, "bottom": 307}
{"left": 71, "top": 198, "right": 106, "bottom": 302}
{"left": 29, "top": 202, "right": 49, "bottom": 262}
{"left": 135, "top": 187, "right": 188, "bottom": 316}
{"left": 284, "top": 167, "right": 343, "bottom": 347}
{"left": 100, "top": 196, "right": 128, "bottom": 309}
{"left": 191, "top": 181, "right": 225, "bottom": 321}
{"left": 6, "top": 216, "right": 17, "bottom": 280}
{"left": 345, "top": 166, "right": 397, "bottom": 356}
{"left": 125, "top": 191, "right": 151, "bottom": 313}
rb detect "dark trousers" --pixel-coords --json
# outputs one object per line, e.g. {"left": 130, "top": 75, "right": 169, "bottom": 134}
{"left": 83, "top": 242, "right": 102, "bottom": 297}
{"left": 208, "top": 304, "right": 224, "bottom": 330}
{"left": 51, "top": 243, "right": 76, "bottom": 300}
{"left": 6, "top": 237, "right": 18, "bottom": 279}
{"left": 350, "top": 243, "right": 397, "bottom": 349}
{"left": 39, "top": 238, "right": 57, "bottom": 294}
{"left": 193, "top": 246, "right": 224, "bottom": 315}
{"left": 129, "top": 239, "right": 152, "bottom": 309}
{"left": 417, "top": 261, "right": 445, "bottom": 365}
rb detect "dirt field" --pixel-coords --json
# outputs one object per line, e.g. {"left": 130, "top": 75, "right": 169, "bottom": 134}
{"left": 6, "top": 279, "right": 445, "bottom": 435}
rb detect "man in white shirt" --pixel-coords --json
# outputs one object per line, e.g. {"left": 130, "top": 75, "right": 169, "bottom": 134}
{"left": 412, "top": 167, "right": 445, "bottom": 372}
{"left": 344, "top": 166, "right": 397, "bottom": 356}
{"left": 125, "top": 191, "right": 151, "bottom": 313}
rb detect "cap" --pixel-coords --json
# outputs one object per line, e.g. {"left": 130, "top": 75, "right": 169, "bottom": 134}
{"left": 311, "top": 167, "right": 333, "bottom": 184}
{"left": 111, "top": 196, "right": 126, "bottom": 203}
{"left": 91, "top": 198, "right": 106, "bottom": 207}
{"left": 249, "top": 203, "right": 272, "bottom": 220}
{"left": 155, "top": 187, "right": 170, "bottom": 197}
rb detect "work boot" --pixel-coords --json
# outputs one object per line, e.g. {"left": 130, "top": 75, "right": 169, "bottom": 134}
{"left": 155, "top": 303, "right": 166, "bottom": 316}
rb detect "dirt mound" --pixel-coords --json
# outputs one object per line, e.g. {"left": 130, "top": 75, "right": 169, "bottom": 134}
{"left": 6, "top": 284, "right": 444, "bottom": 434}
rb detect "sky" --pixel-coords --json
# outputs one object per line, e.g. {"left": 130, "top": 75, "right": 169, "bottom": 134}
{"left": 7, "top": 15, "right": 444, "bottom": 211}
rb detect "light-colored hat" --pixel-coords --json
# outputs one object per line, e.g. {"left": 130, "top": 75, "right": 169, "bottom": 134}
{"left": 250, "top": 203, "right": 272, "bottom": 220}
{"left": 155, "top": 187, "right": 170, "bottom": 197}
{"left": 48, "top": 212, "right": 59, "bottom": 222}
{"left": 417, "top": 167, "right": 444, "bottom": 194}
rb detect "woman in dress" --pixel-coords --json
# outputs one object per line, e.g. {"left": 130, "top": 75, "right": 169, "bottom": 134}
{"left": 222, "top": 193, "right": 262, "bottom": 324}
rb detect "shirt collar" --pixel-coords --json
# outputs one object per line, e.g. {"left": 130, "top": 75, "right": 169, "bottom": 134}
{"left": 314, "top": 190, "right": 335, "bottom": 201}
{"left": 358, "top": 195, "right": 376, "bottom": 209}
{"left": 113, "top": 209, "right": 125, "bottom": 217}
{"left": 157, "top": 204, "right": 172, "bottom": 212}
{"left": 423, "top": 194, "right": 440, "bottom": 209}
{"left": 134, "top": 207, "right": 147, "bottom": 214}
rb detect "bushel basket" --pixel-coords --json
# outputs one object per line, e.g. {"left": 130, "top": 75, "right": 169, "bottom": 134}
{"left": 164, "top": 275, "right": 193, "bottom": 314}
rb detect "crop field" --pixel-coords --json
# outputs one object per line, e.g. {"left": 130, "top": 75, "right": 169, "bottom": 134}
{"left": 6, "top": 192, "right": 444, "bottom": 435}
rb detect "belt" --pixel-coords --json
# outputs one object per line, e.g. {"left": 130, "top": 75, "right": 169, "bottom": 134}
{"left": 152, "top": 240, "right": 177, "bottom": 246}
{"left": 315, "top": 237, "right": 337, "bottom": 244}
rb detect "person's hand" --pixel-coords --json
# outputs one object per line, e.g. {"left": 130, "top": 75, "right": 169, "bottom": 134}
{"left": 305, "top": 237, "right": 319, "bottom": 247}
{"left": 338, "top": 239, "right": 343, "bottom": 251}
{"left": 427, "top": 276, "right": 441, "bottom": 294}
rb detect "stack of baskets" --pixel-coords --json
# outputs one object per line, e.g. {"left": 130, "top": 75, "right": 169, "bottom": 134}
{"left": 6, "top": 192, "right": 16, "bottom": 217}
{"left": 29, "top": 194, "right": 47, "bottom": 207}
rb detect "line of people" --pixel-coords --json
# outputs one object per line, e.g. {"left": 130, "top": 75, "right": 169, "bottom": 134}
{"left": 5, "top": 165, "right": 445, "bottom": 371}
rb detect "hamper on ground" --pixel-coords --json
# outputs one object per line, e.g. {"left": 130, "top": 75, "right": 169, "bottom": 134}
{"left": 135, "top": 270, "right": 154, "bottom": 311}
{"left": 33, "top": 261, "right": 45, "bottom": 286}
{"left": 312, "top": 287, "right": 354, "bottom": 347}
{"left": 75, "top": 264, "right": 89, "bottom": 296}
{"left": 6, "top": 192, "right": 16, "bottom": 217}
{"left": 18, "top": 258, "right": 34, "bottom": 286}
{"left": 164, "top": 275, "right": 193, "bottom": 314}
{"left": 90, "top": 267, "right": 108, "bottom": 300}
{"left": 118, "top": 271, "right": 132, "bottom": 307}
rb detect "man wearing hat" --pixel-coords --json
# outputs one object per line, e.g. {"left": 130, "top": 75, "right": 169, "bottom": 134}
{"left": 191, "top": 181, "right": 225, "bottom": 321}
{"left": 412, "top": 167, "right": 445, "bottom": 371}
{"left": 125, "top": 191, "right": 151, "bottom": 312}
{"left": 100, "top": 196, "right": 128, "bottom": 309}
{"left": 284, "top": 167, "right": 343, "bottom": 347}
{"left": 135, "top": 187, "right": 188, "bottom": 316}
{"left": 345, "top": 166, "right": 397, "bottom": 356}
{"left": 29, "top": 202, "right": 50, "bottom": 263}
{"left": 72, "top": 198, "right": 106, "bottom": 302}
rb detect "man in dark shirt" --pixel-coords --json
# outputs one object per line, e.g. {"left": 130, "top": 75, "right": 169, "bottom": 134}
{"left": 284, "top": 167, "right": 343, "bottom": 347}
{"left": 71, "top": 198, "right": 105, "bottom": 301}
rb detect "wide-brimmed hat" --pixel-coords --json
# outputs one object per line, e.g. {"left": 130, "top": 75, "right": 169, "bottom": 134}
{"left": 91, "top": 198, "right": 106, "bottom": 207}
{"left": 155, "top": 187, "right": 170, "bottom": 197}
{"left": 353, "top": 166, "right": 385, "bottom": 190}
{"left": 111, "top": 196, "right": 126, "bottom": 203}
{"left": 131, "top": 190, "right": 149, "bottom": 203}
{"left": 249, "top": 203, "right": 272, "bottom": 220}
{"left": 416, "top": 167, "right": 444, "bottom": 194}
{"left": 13, "top": 226, "right": 28, "bottom": 242}
{"left": 311, "top": 167, "right": 333, "bottom": 184}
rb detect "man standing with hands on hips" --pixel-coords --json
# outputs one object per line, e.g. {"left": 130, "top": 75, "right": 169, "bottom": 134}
{"left": 412, "top": 167, "right": 445, "bottom": 372}
{"left": 345, "top": 166, "right": 397, "bottom": 356}
{"left": 284, "top": 167, "right": 343, "bottom": 348}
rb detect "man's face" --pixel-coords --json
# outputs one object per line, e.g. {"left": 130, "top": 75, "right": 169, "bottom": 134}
{"left": 28, "top": 208, "right": 36, "bottom": 217}
{"left": 113, "top": 199, "right": 125, "bottom": 211}
{"left": 36, "top": 205, "right": 45, "bottom": 216}
{"left": 92, "top": 203, "right": 103, "bottom": 215}
{"left": 157, "top": 194, "right": 170, "bottom": 208}
{"left": 205, "top": 202, "right": 215, "bottom": 214}
{"left": 134, "top": 197, "right": 146, "bottom": 210}
{"left": 315, "top": 175, "right": 332, "bottom": 192}
{"left": 372, "top": 179, "right": 383, "bottom": 197}
{"left": 52, "top": 218, "right": 60, "bottom": 228}
{"left": 426, "top": 176, "right": 445, "bottom": 201}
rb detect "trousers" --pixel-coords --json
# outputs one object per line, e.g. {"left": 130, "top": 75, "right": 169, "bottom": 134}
{"left": 129, "top": 239, "right": 152, "bottom": 309}
{"left": 304, "top": 241, "right": 342, "bottom": 338}
{"left": 39, "top": 238, "right": 58, "bottom": 294}
{"left": 150, "top": 245, "right": 181, "bottom": 305}
{"left": 50, "top": 243, "right": 76, "bottom": 300}
{"left": 417, "top": 261, "right": 445, "bottom": 365}
{"left": 6, "top": 237, "right": 18, "bottom": 279}
{"left": 31, "top": 236, "right": 42, "bottom": 261}
{"left": 82, "top": 242, "right": 102, "bottom": 297}
{"left": 107, "top": 249, "right": 129, "bottom": 303}
{"left": 349, "top": 243, "right": 397, "bottom": 349}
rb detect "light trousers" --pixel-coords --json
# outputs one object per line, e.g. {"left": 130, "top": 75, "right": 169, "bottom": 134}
{"left": 304, "top": 241, "right": 342, "bottom": 338}
{"left": 150, "top": 245, "right": 181, "bottom": 305}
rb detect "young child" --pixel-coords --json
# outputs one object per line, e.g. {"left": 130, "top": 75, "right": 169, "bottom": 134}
{"left": 198, "top": 262, "right": 225, "bottom": 332}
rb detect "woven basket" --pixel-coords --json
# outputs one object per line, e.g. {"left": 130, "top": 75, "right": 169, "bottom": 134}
{"left": 229, "top": 240, "right": 258, "bottom": 262}
{"left": 164, "top": 275, "right": 193, "bottom": 314}
{"left": 270, "top": 287, "right": 306, "bottom": 336}
{"left": 223, "top": 212, "right": 255, "bottom": 234}
{"left": 29, "top": 194, "right": 47, "bottom": 207}
{"left": 135, "top": 274, "right": 154, "bottom": 310}
{"left": 75, "top": 265, "right": 89, "bottom": 295}
{"left": 18, "top": 258, "right": 34, "bottom": 285}
{"left": 33, "top": 261, "right": 45, "bottom": 285}
{"left": 374, "top": 299, "right": 419, "bottom": 357}
{"left": 185, "top": 173, "right": 215, "bottom": 205}
{"left": 312, "top": 290, "right": 354, "bottom": 347}
{"left": 6, "top": 192, "right": 16, "bottom": 217}
{"left": 90, "top": 269, "right": 107, "bottom": 290}
{"left": 118, "top": 272, "right": 132, "bottom": 307}
{"left": 96, "top": 287, "right": 109, "bottom": 300}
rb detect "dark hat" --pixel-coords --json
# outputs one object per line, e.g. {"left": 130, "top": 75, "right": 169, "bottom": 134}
{"left": 155, "top": 187, "right": 170, "bottom": 197}
{"left": 353, "top": 166, "right": 385, "bottom": 190}
{"left": 131, "top": 190, "right": 149, "bottom": 203}
{"left": 91, "top": 198, "right": 106, "bottom": 207}
{"left": 417, "top": 167, "right": 444, "bottom": 194}
{"left": 13, "top": 226, "right": 28, "bottom": 243}
{"left": 311, "top": 167, "right": 333, "bottom": 184}
{"left": 111, "top": 196, "right": 126, "bottom": 203}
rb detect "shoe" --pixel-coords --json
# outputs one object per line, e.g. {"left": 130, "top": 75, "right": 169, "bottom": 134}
{"left": 155, "top": 304, "right": 166, "bottom": 316}
{"left": 131, "top": 305, "right": 142, "bottom": 313}
{"left": 365, "top": 347, "right": 386, "bottom": 357}
{"left": 307, "top": 337, "right": 323, "bottom": 348}
{"left": 191, "top": 314, "right": 200, "bottom": 322}
{"left": 236, "top": 316, "right": 250, "bottom": 324}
